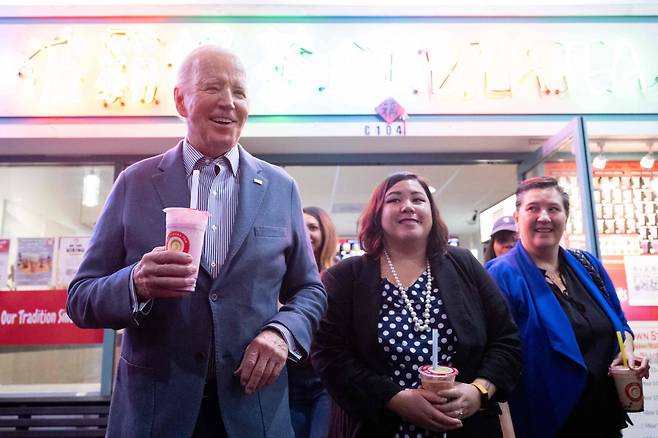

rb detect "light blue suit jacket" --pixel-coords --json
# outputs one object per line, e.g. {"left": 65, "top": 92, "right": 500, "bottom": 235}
{"left": 67, "top": 142, "right": 327, "bottom": 438}
{"left": 486, "top": 242, "right": 631, "bottom": 438}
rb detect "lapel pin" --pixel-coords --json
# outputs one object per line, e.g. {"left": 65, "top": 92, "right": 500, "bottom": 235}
{"left": 253, "top": 178, "right": 263, "bottom": 185}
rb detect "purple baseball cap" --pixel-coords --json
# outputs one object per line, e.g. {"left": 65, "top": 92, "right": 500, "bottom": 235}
{"left": 491, "top": 216, "right": 517, "bottom": 236}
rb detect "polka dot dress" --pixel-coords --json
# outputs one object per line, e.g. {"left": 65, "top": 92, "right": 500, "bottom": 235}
{"left": 377, "top": 270, "right": 459, "bottom": 438}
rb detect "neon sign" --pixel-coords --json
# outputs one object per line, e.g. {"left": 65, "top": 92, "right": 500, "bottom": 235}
{"left": 4, "top": 21, "right": 658, "bottom": 116}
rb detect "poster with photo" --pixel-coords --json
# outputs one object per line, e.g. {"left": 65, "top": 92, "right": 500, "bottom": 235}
{"left": 55, "top": 236, "right": 90, "bottom": 288}
{"left": 625, "top": 255, "right": 658, "bottom": 306}
{"left": 14, "top": 237, "right": 55, "bottom": 287}
{"left": 0, "top": 239, "right": 9, "bottom": 289}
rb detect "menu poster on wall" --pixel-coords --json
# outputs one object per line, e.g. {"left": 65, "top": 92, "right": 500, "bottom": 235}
{"left": 14, "top": 238, "right": 55, "bottom": 287}
{"left": 625, "top": 256, "right": 658, "bottom": 306}
{"left": 55, "top": 236, "right": 90, "bottom": 289}
{"left": 0, "top": 239, "right": 9, "bottom": 289}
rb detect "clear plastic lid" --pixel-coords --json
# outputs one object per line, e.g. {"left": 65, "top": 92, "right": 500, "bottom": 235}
{"left": 163, "top": 207, "right": 209, "bottom": 231}
{"left": 419, "top": 364, "right": 459, "bottom": 378}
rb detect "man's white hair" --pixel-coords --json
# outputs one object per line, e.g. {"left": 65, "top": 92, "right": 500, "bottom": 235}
{"left": 175, "top": 45, "right": 243, "bottom": 88}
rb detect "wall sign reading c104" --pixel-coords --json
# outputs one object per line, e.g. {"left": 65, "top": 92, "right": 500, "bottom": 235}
{"left": 364, "top": 123, "right": 405, "bottom": 136}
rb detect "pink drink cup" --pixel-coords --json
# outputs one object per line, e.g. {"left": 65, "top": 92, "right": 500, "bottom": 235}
{"left": 419, "top": 365, "right": 459, "bottom": 392}
{"left": 163, "top": 207, "right": 209, "bottom": 291}
{"left": 609, "top": 365, "right": 644, "bottom": 412}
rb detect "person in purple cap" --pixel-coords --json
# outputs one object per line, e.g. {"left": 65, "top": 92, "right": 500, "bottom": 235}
{"left": 484, "top": 216, "right": 518, "bottom": 263}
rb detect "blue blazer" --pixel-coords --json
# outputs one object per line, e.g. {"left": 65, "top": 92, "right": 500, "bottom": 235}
{"left": 67, "top": 142, "right": 327, "bottom": 438}
{"left": 486, "top": 242, "right": 631, "bottom": 438}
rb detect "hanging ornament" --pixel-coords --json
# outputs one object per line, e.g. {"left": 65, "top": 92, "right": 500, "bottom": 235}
{"left": 375, "top": 97, "right": 408, "bottom": 135}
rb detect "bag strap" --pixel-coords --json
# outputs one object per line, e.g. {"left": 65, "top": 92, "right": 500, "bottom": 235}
{"left": 567, "top": 248, "right": 611, "bottom": 304}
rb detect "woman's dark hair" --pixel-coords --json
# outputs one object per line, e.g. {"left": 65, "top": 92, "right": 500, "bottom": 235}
{"left": 515, "top": 176, "right": 570, "bottom": 216}
{"left": 358, "top": 172, "right": 449, "bottom": 258}
{"left": 483, "top": 230, "right": 518, "bottom": 263}
{"left": 484, "top": 239, "right": 496, "bottom": 263}
{"left": 303, "top": 206, "right": 338, "bottom": 272}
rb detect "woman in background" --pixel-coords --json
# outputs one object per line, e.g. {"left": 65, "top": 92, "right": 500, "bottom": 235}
{"left": 304, "top": 206, "right": 339, "bottom": 273}
{"left": 486, "top": 176, "right": 649, "bottom": 438}
{"left": 484, "top": 216, "right": 518, "bottom": 263}
{"left": 481, "top": 215, "right": 518, "bottom": 438}
{"left": 313, "top": 172, "right": 521, "bottom": 437}
{"left": 289, "top": 206, "right": 338, "bottom": 438}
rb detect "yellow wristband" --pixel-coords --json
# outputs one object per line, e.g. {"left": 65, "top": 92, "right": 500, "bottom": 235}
{"left": 471, "top": 382, "right": 489, "bottom": 410}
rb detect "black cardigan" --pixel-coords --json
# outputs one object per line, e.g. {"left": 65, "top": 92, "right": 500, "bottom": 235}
{"left": 311, "top": 246, "right": 522, "bottom": 437}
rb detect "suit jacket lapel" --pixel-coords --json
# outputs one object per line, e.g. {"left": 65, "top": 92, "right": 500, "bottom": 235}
{"left": 153, "top": 141, "right": 189, "bottom": 210}
{"left": 355, "top": 256, "right": 388, "bottom": 371}
{"left": 431, "top": 253, "right": 469, "bottom": 366}
{"left": 152, "top": 141, "right": 211, "bottom": 276}
{"left": 215, "top": 146, "right": 266, "bottom": 284}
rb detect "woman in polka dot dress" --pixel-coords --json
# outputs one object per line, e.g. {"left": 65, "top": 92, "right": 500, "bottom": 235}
{"left": 312, "top": 172, "right": 522, "bottom": 438}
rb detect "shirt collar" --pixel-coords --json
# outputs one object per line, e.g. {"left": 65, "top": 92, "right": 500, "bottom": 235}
{"left": 183, "top": 139, "right": 240, "bottom": 177}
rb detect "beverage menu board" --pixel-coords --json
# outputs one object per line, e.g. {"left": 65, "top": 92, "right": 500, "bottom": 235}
{"left": 546, "top": 162, "right": 658, "bottom": 256}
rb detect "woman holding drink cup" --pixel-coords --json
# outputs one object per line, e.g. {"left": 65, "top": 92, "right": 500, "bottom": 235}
{"left": 486, "top": 176, "right": 650, "bottom": 438}
{"left": 312, "top": 172, "right": 521, "bottom": 437}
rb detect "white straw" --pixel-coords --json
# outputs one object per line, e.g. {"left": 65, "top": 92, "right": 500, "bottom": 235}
{"left": 190, "top": 170, "right": 200, "bottom": 210}
{"left": 432, "top": 328, "right": 438, "bottom": 370}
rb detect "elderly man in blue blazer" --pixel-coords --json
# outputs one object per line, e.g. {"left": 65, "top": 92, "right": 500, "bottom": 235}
{"left": 67, "top": 45, "right": 327, "bottom": 437}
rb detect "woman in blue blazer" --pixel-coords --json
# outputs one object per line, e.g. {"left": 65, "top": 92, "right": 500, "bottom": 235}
{"left": 486, "top": 176, "right": 650, "bottom": 438}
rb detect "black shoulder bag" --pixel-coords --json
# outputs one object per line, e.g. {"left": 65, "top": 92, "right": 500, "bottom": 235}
{"left": 567, "top": 248, "right": 611, "bottom": 305}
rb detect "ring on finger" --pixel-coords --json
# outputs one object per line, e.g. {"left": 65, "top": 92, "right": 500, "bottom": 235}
{"left": 458, "top": 409, "right": 464, "bottom": 419}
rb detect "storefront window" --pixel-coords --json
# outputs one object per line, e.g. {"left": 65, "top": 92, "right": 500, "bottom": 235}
{"left": 567, "top": 141, "right": 658, "bottom": 432}
{"left": 586, "top": 143, "right": 658, "bottom": 373}
{"left": 0, "top": 164, "right": 114, "bottom": 395}
{"left": 525, "top": 131, "right": 589, "bottom": 251}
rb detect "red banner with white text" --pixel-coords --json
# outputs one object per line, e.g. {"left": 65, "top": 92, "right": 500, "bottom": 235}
{"left": 0, "top": 290, "right": 103, "bottom": 345}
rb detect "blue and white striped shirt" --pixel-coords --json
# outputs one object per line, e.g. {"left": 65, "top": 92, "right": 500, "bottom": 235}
{"left": 183, "top": 140, "right": 239, "bottom": 278}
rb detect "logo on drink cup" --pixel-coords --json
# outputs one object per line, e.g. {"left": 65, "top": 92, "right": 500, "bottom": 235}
{"left": 166, "top": 231, "right": 190, "bottom": 253}
{"left": 625, "top": 382, "right": 643, "bottom": 402}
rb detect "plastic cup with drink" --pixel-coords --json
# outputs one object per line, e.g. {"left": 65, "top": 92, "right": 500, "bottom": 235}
{"left": 163, "top": 170, "right": 209, "bottom": 291}
{"left": 419, "top": 328, "right": 459, "bottom": 391}
{"left": 609, "top": 365, "right": 644, "bottom": 412}
{"left": 419, "top": 364, "right": 459, "bottom": 392}
{"left": 609, "top": 331, "right": 644, "bottom": 412}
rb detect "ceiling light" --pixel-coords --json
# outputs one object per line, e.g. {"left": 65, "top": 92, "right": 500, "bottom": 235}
{"left": 428, "top": 185, "right": 437, "bottom": 194}
{"left": 640, "top": 152, "right": 654, "bottom": 169}
{"left": 82, "top": 171, "right": 100, "bottom": 207}
{"left": 640, "top": 143, "right": 654, "bottom": 169}
{"left": 592, "top": 142, "right": 607, "bottom": 170}
{"left": 592, "top": 154, "right": 607, "bottom": 170}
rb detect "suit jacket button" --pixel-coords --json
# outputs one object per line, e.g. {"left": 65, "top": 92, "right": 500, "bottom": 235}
{"left": 210, "top": 293, "right": 218, "bottom": 302}
{"left": 195, "top": 352, "right": 206, "bottom": 363}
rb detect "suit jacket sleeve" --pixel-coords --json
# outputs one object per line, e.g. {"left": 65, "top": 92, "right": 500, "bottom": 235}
{"left": 312, "top": 259, "right": 402, "bottom": 421}
{"left": 67, "top": 171, "right": 137, "bottom": 330}
{"left": 457, "top": 250, "right": 522, "bottom": 401}
{"left": 267, "top": 178, "right": 327, "bottom": 357}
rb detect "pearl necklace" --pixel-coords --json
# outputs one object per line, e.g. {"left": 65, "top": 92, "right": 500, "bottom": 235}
{"left": 383, "top": 249, "right": 434, "bottom": 332}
